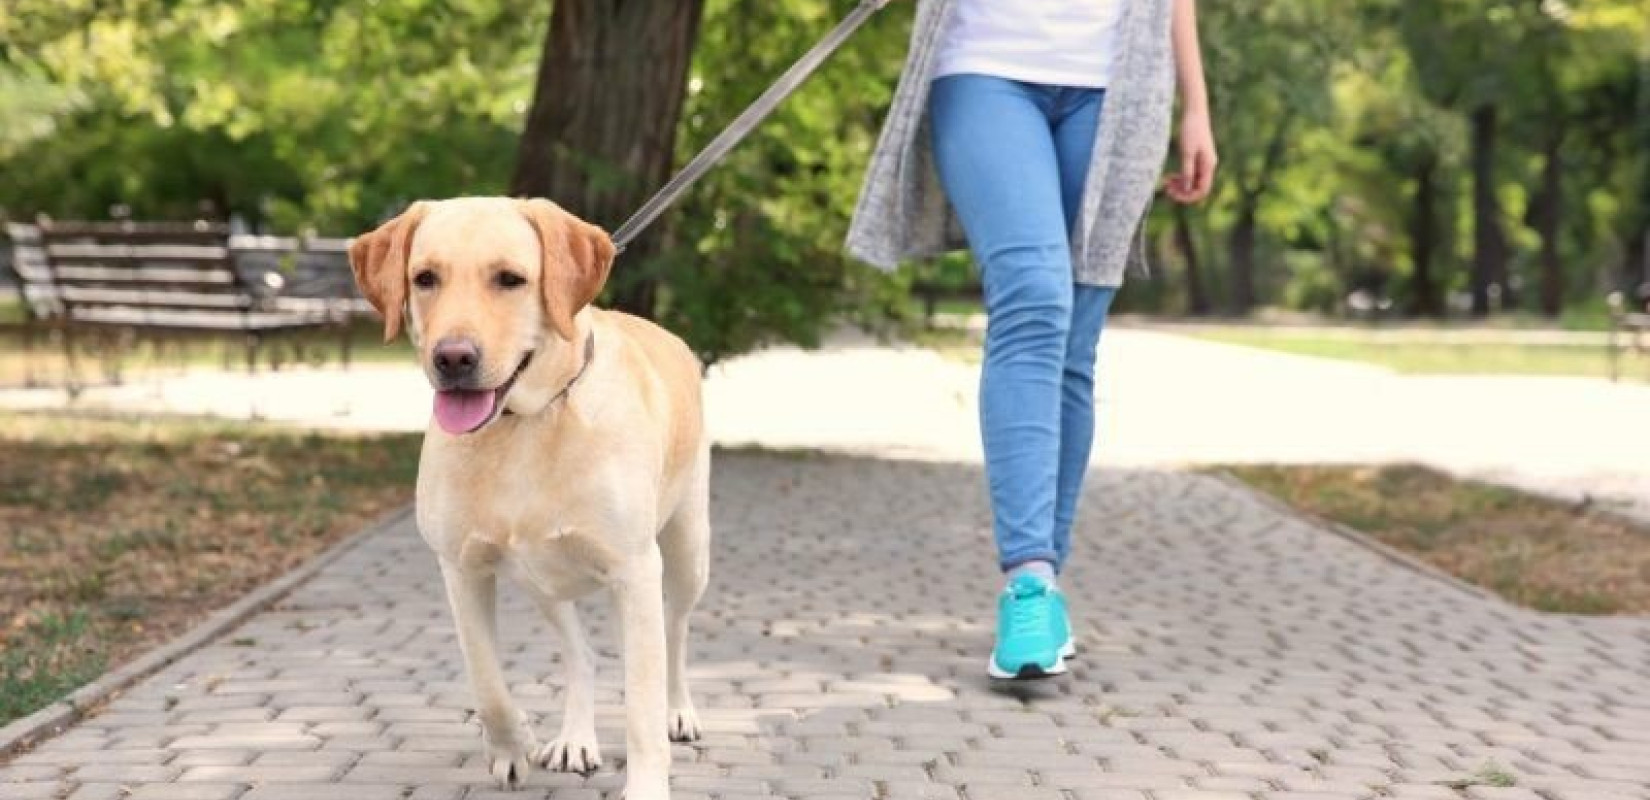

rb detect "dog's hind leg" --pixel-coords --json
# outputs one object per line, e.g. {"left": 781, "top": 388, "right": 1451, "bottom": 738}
{"left": 438, "top": 561, "right": 538, "bottom": 790}
{"left": 659, "top": 448, "right": 711, "bottom": 743}
{"left": 530, "top": 599, "right": 602, "bottom": 775}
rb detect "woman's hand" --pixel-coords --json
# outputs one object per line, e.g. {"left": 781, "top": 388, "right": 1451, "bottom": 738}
{"left": 1166, "top": 109, "right": 1217, "bottom": 204}
{"left": 1165, "top": 0, "right": 1215, "bottom": 204}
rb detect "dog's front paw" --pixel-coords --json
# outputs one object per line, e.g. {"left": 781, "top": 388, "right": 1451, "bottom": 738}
{"left": 479, "top": 710, "right": 539, "bottom": 790}
{"left": 667, "top": 705, "right": 702, "bottom": 743}
{"left": 535, "top": 728, "right": 602, "bottom": 775}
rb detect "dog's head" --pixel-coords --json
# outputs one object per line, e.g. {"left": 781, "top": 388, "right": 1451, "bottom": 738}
{"left": 348, "top": 197, "right": 615, "bottom": 435}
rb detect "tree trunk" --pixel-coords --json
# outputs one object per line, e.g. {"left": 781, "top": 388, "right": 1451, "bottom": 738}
{"left": 510, "top": 0, "right": 706, "bottom": 319}
{"left": 1227, "top": 202, "right": 1260, "bottom": 315}
{"left": 1174, "top": 204, "right": 1210, "bottom": 316}
{"left": 1535, "top": 127, "right": 1564, "bottom": 317}
{"left": 1409, "top": 156, "right": 1441, "bottom": 317}
{"left": 1227, "top": 203, "right": 1257, "bottom": 315}
{"left": 1469, "top": 103, "right": 1508, "bottom": 316}
{"left": 1223, "top": 115, "right": 1291, "bottom": 317}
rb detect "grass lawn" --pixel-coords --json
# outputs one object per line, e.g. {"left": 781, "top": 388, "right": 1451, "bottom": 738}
{"left": 910, "top": 324, "right": 983, "bottom": 364}
{"left": 0, "top": 321, "right": 413, "bottom": 388}
{"left": 0, "top": 412, "right": 420, "bottom": 726}
{"left": 1189, "top": 327, "right": 1626, "bottom": 378}
{"left": 1223, "top": 464, "right": 1650, "bottom": 615}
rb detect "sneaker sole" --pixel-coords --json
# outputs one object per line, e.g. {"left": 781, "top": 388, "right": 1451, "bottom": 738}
{"left": 987, "top": 652, "right": 1068, "bottom": 681}
{"left": 1060, "top": 639, "right": 1077, "bottom": 659}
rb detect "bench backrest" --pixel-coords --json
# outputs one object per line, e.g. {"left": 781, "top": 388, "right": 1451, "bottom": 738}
{"left": 32, "top": 219, "right": 258, "bottom": 328}
{"left": 230, "top": 235, "right": 371, "bottom": 317}
{"left": 231, "top": 235, "right": 355, "bottom": 298}
{"left": 6, "top": 221, "right": 374, "bottom": 329}
{"left": 3, "top": 222, "right": 62, "bottom": 320}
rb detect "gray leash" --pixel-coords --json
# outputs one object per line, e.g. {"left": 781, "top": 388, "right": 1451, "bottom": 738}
{"left": 610, "top": 0, "right": 893, "bottom": 253}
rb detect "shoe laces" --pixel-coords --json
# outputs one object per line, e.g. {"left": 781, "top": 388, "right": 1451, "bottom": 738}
{"left": 1005, "top": 581, "right": 1052, "bottom": 639}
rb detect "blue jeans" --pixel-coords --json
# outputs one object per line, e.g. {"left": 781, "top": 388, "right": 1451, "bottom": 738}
{"left": 930, "top": 74, "right": 1116, "bottom": 574}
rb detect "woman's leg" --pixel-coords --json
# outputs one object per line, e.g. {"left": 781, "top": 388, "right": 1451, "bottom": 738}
{"left": 930, "top": 75, "right": 1070, "bottom": 573}
{"left": 1048, "top": 88, "right": 1112, "bottom": 571}
{"left": 1053, "top": 285, "right": 1115, "bottom": 568}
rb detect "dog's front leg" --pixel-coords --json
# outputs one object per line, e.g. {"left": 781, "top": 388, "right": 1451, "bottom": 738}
{"left": 439, "top": 560, "right": 539, "bottom": 789}
{"left": 530, "top": 598, "right": 601, "bottom": 775}
{"left": 613, "top": 545, "right": 671, "bottom": 800}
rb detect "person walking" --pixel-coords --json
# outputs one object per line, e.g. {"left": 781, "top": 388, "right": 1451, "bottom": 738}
{"left": 846, "top": 0, "right": 1217, "bottom": 679}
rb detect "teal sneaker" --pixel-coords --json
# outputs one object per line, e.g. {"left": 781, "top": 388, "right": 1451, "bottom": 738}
{"left": 988, "top": 574, "right": 1068, "bottom": 680}
{"left": 1051, "top": 588, "right": 1077, "bottom": 660}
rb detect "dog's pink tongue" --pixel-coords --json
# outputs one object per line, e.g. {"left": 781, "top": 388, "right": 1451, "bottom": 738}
{"left": 433, "top": 390, "right": 496, "bottom": 435}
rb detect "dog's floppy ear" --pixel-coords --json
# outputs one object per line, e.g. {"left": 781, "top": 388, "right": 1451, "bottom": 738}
{"left": 348, "top": 201, "right": 428, "bottom": 342}
{"left": 517, "top": 198, "right": 615, "bottom": 342}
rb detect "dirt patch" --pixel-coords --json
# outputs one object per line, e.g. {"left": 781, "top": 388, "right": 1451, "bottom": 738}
{"left": 0, "top": 412, "right": 420, "bottom": 725}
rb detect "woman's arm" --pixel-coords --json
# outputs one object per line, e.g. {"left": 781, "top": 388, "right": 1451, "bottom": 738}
{"left": 1166, "top": 0, "right": 1217, "bottom": 204}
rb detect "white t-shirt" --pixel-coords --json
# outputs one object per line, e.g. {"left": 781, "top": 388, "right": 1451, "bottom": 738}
{"left": 933, "top": 0, "right": 1126, "bottom": 89}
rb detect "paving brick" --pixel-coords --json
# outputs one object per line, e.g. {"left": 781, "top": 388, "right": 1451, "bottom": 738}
{"left": 181, "top": 765, "right": 343, "bottom": 782}
{"left": 66, "top": 784, "right": 129, "bottom": 800}
{"left": 405, "top": 787, "right": 463, "bottom": 800}
{"left": 241, "top": 786, "right": 408, "bottom": 800}
{"left": 176, "top": 709, "right": 277, "bottom": 725}
{"left": 308, "top": 721, "right": 384, "bottom": 737}
{"left": 1043, "top": 771, "right": 1191, "bottom": 790}
{"left": 13, "top": 748, "right": 172, "bottom": 766}
{"left": 0, "top": 782, "right": 65, "bottom": 799}
{"left": 1382, "top": 786, "right": 1462, "bottom": 800}
{"left": 0, "top": 765, "right": 61, "bottom": 781}
{"left": 1463, "top": 788, "right": 1546, "bottom": 800}
{"left": 357, "top": 750, "right": 465, "bottom": 767}
{"left": 394, "top": 736, "right": 476, "bottom": 752}
{"left": 961, "top": 787, "right": 1065, "bottom": 800}
{"left": 127, "top": 785, "right": 246, "bottom": 800}
{"left": 1066, "top": 791, "right": 1152, "bottom": 800}
{"left": 770, "top": 778, "right": 876, "bottom": 796}
{"left": 339, "top": 765, "right": 479, "bottom": 784}
{"left": 71, "top": 764, "right": 181, "bottom": 782}
{"left": 317, "top": 734, "right": 393, "bottom": 751}
{"left": 274, "top": 706, "right": 373, "bottom": 723}
{"left": 369, "top": 706, "right": 464, "bottom": 723}
{"left": 249, "top": 750, "right": 359, "bottom": 767}
{"left": 1153, "top": 792, "right": 1263, "bottom": 800}
{"left": 168, "top": 734, "right": 319, "bottom": 750}
{"left": 879, "top": 782, "right": 962, "bottom": 800}
{"left": 1190, "top": 775, "right": 1274, "bottom": 792}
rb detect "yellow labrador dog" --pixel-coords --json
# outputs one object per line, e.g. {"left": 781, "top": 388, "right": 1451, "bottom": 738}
{"left": 349, "top": 197, "right": 710, "bottom": 799}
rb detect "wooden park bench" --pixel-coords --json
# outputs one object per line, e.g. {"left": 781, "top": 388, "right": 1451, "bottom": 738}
{"left": 3, "top": 218, "right": 355, "bottom": 389}
{"left": 1608, "top": 283, "right": 1650, "bottom": 382}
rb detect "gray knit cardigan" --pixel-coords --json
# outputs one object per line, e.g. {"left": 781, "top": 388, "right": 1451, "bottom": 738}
{"left": 845, "top": 0, "right": 1176, "bottom": 287}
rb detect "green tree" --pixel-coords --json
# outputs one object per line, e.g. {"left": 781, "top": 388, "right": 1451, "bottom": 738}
{"left": 1199, "top": 0, "right": 1342, "bottom": 314}
{"left": 0, "top": 0, "right": 543, "bottom": 230}
{"left": 637, "top": 0, "right": 915, "bottom": 363}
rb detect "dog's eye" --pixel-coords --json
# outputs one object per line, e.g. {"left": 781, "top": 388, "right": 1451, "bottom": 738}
{"left": 495, "top": 272, "right": 527, "bottom": 290}
{"left": 413, "top": 270, "right": 439, "bottom": 289}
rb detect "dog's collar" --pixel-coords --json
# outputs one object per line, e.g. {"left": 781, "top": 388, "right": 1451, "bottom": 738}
{"left": 502, "top": 331, "right": 594, "bottom": 417}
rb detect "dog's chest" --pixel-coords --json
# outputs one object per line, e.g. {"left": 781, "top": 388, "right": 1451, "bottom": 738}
{"left": 419, "top": 468, "right": 621, "bottom": 599}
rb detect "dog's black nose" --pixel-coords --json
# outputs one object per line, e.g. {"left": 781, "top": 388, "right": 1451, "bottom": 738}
{"left": 433, "top": 338, "right": 481, "bottom": 382}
